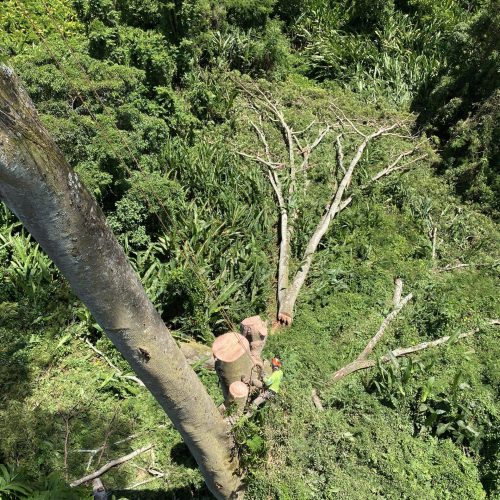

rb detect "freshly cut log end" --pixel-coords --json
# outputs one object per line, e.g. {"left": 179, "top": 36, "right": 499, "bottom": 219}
{"left": 212, "top": 332, "right": 250, "bottom": 362}
{"left": 278, "top": 311, "right": 292, "bottom": 326}
{"left": 240, "top": 315, "right": 268, "bottom": 339}
{"left": 240, "top": 315, "right": 268, "bottom": 363}
{"left": 229, "top": 381, "right": 250, "bottom": 400}
{"left": 228, "top": 381, "right": 250, "bottom": 413}
{"left": 213, "top": 332, "right": 253, "bottom": 403}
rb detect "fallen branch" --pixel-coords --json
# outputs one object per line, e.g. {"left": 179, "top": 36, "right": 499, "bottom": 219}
{"left": 132, "top": 464, "right": 166, "bottom": 481}
{"left": 70, "top": 444, "right": 153, "bottom": 487}
{"left": 331, "top": 279, "right": 412, "bottom": 383}
{"left": 328, "top": 319, "right": 498, "bottom": 382}
{"left": 437, "top": 261, "right": 499, "bottom": 273}
{"left": 125, "top": 477, "right": 158, "bottom": 489}
{"left": 393, "top": 277, "right": 403, "bottom": 307}
{"left": 357, "top": 292, "right": 413, "bottom": 361}
{"left": 85, "top": 339, "right": 145, "bottom": 387}
{"left": 311, "top": 389, "right": 324, "bottom": 411}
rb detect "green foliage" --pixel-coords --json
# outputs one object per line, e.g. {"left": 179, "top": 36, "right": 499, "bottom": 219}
{"left": 0, "top": 464, "right": 83, "bottom": 499}
{"left": 420, "top": 2, "right": 500, "bottom": 217}
{"left": 370, "top": 356, "right": 432, "bottom": 409}
{"left": 416, "top": 372, "right": 482, "bottom": 450}
{"left": 0, "top": 0, "right": 81, "bottom": 58}
{"left": 280, "top": 0, "right": 475, "bottom": 105}
{"left": 0, "top": 464, "right": 32, "bottom": 498}
{"left": 0, "top": 224, "right": 58, "bottom": 304}
{"left": 233, "top": 413, "right": 268, "bottom": 471}
{"left": 1, "top": 0, "right": 499, "bottom": 497}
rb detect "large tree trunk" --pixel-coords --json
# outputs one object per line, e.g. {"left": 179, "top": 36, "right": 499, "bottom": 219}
{"left": 0, "top": 65, "right": 241, "bottom": 499}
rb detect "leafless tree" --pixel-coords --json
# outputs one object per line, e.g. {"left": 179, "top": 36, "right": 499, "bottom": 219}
{"left": 237, "top": 82, "right": 426, "bottom": 325}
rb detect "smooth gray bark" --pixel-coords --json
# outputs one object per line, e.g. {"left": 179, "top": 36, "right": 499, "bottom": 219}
{"left": 0, "top": 65, "right": 241, "bottom": 499}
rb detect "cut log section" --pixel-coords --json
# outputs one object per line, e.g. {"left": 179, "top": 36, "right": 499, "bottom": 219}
{"left": 212, "top": 332, "right": 254, "bottom": 403}
{"left": 179, "top": 341, "right": 215, "bottom": 370}
{"left": 228, "top": 381, "right": 250, "bottom": 412}
{"left": 240, "top": 315, "right": 268, "bottom": 360}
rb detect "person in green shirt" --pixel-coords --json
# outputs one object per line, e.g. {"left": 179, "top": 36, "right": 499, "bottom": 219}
{"left": 252, "top": 357, "right": 283, "bottom": 408}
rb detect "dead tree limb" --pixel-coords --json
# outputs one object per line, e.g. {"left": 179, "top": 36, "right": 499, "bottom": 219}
{"left": 237, "top": 81, "right": 423, "bottom": 326}
{"left": 436, "top": 261, "right": 499, "bottom": 273}
{"left": 311, "top": 389, "right": 324, "bottom": 411}
{"left": 328, "top": 319, "right": 498, "bottom": 383}
{"left": 356, "top": 292, "right": 413, "bottom": 361}
{"left": 277, "top": 124, "right": 401, "bottom": 324}
{"left": 85, "top": 339, "right": 145, "bottom": 387}
{"left": 331, "top": 280, "right": 412, "bottom": 383}
{"left": 393, "top": 278, "right": 403, "bottom": 307}
{"left": 70, "top": 444, "right": 153, "bottom": 487}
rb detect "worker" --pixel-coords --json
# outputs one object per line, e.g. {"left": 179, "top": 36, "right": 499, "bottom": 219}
{"left": 252, "top": 356, "right": 283, "bottom": 408}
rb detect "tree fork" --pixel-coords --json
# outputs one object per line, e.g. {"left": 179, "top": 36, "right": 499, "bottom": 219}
{"left": 0, "top": 66, "right": 242, "bottom": 499}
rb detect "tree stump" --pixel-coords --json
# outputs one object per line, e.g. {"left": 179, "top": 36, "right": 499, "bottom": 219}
{"left": 92, "top": 478, "right": 106, "bottom": 500}
{"left": 240, "top": 315, "right": 268, "bottom": 360}
{"left": 212, "top": 332, "right": 254, "bottom": 404}
{"left": 228, "top": 381, "right": 250, "bottom": 413}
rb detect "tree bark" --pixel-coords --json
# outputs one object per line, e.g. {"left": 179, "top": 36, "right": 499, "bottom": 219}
{"left": 240, "top": 315, "right": 268, "bottom": 360}
{"left": 213, "top": 332, "right": 255, "bottom": 404}
{"left": 0, "top": 65, "right": 241, "bottom": 499}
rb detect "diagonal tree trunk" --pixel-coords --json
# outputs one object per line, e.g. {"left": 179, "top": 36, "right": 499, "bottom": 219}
{"left": 0, "top": 65, "right": 241, "bottom": 499}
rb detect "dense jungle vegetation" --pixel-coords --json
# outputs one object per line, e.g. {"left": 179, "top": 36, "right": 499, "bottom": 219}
{"left": 0, "top": 0, "right": 499, "bottom": 498}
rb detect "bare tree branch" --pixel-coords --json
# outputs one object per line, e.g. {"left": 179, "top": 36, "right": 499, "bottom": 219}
{"left": 269, "top": 170, "right": 290, "bottom": 306}
{"left": 70, "top": 444, "right": 153, "bottom": 487}
{"left": 250, "top": 118, "right": 272, "bottom": 162}
{"left": 236, "top": 150, "right": 283, "bottom": 170}
{"left": 437, "top": 261, "right": 499, "bottom": 272}
{"left": 293, "top": 120, "right": 316, "bottom": 136}
{"left": 85, "top": 339, "right": 145, "bottom": 387}
{"left": 328, "top": 319, "right": 499, "bottom": 383}
{"left": 335, "top": 134, "right": 345, "bottom": 175}
{"left": 430, "top": 226, "right": 438, "bottom": 260}
{"left": 236, "top": 80, "right": 424, "bottom": 327}
{"left": 330, "top": 102, "right": 366, "bottom": 138}
{"left": 278, "top": 123, "right": 400, "bottom": 322}
{"left": 357, "top": 292, "right": 413, "bottom": 362}
{"left": 330, "top": 280, "right": 412, "bottom": 383}
{"left": 311, "top": 388, "right": 324, "bottom": 411}
{"left": 333, "top": 152, "right": 428, "bottom": 216}
{"left": 297, "top": 125, "right": 331, "bottom": 172}
{"left": 393, "top": 277, "right": 403, "bottom": 307}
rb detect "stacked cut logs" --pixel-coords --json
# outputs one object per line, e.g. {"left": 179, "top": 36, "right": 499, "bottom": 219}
{"left": 212, "top": 315, "right": 268, "bottom": 413}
